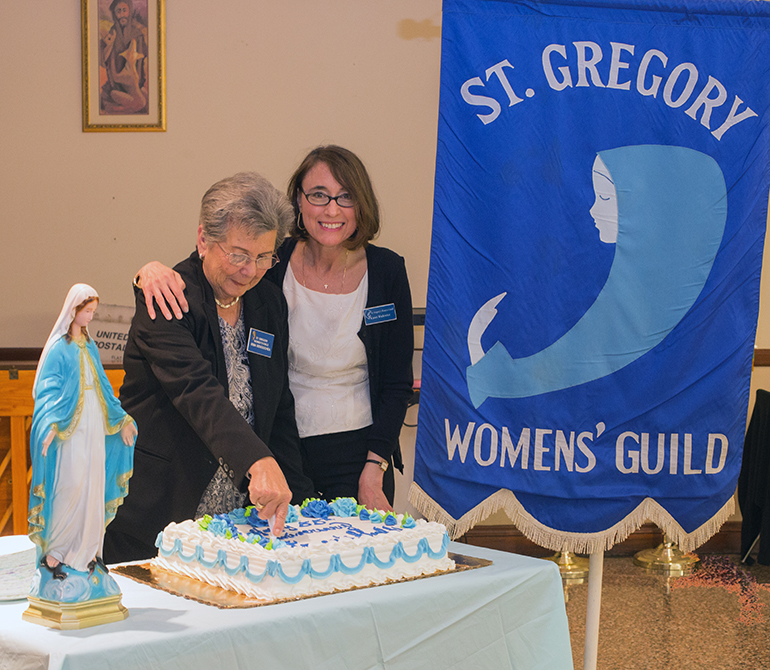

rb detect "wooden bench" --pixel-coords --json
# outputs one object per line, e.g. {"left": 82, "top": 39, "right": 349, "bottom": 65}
{"left": 0, "top": 368, "right": 124, "bottom": 535}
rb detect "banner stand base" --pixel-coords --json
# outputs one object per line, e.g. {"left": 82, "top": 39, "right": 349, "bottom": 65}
{"left": 633, "top": 534, "right": 699, "bottom": 577}
{"left": 543, "top": 551, "right": 589, "bottom": 588}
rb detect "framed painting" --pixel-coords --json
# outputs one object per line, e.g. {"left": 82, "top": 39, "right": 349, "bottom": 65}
{"left": 81, "top": 0, "right": 166, "bottom": 132}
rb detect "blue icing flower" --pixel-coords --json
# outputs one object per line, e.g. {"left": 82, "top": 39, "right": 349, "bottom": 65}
{"left": 285, "top": 504, "right": 299, "bottom": 524}
{"left": 401, "top": 514, "right": 416, "bottom": 529}
{"left": 271, "top": 538, "right": 287, "bottom": 550}
{"left": 301, "top": 498, "right": 332, "bottom": 519}
{"left": 244, "top": 506, "right": 270, "bottom": 527}
{"left": 207, "top": 518, "right": 230, "bottom": 537}
{"left": 384, "top": 513, "right": 398, "bottom": 526}
{"left": 228, "top": 508, "right": 248, "bottom": 525}
{"left": 368, "top": 510, "right": 384, "bottom": 523}
{"left": 329, "top": 497, "right": 358, "bottom": 517}
{"left": 211, "top": 513, "right": 241, "bottom": 538}
{"left": 246, "top": 511, "right": 269, "bottom": 528}
{"left": 358, "top": 508, "right": 371, "bottom": 521}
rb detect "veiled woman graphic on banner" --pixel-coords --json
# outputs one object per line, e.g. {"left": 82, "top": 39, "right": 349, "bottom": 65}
{"left": 466, "top": 145, "right": 727, "bottom": 406}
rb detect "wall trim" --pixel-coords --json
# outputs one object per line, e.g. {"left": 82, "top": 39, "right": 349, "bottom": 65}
{"left": 457, "top": 521, "right": 742, "bottom": 557}
{"left": 0, "top": 348, "right": 41, "bottom": 365}
{"left": 4, "top": 347, "right": 770, "bottom": 365}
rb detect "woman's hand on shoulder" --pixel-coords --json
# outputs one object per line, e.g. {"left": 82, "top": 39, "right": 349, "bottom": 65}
{"left": 135, "top": 262, "right": 188, "bottom": 321}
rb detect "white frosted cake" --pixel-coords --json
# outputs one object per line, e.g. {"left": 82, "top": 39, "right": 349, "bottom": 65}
{"left": 153, "top": 498, "right": 455, "bottom": 600}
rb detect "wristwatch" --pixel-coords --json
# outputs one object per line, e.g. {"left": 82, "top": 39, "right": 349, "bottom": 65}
{"left": 366, "top": 458, "right": 389, "bottom": 472}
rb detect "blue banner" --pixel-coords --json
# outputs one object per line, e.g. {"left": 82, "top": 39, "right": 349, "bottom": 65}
{"left": 411, "top": 0, "right": 770, "bottom": 552}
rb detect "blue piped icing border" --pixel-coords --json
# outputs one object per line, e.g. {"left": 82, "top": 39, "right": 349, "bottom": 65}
{"left": 156, "top": 531, "right": 450, "bottom": 585}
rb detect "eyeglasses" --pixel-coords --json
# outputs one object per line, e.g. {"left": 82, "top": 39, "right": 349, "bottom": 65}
{"left": 216, "top": 242, "right": 280, "bottom": 270}
{"left": 301, "top": 189, "right": 355, "bottom": 208}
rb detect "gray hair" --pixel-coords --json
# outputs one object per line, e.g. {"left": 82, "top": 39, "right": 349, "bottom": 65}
{"left": 199, "top": 171, "right": 293, "bottom": 246}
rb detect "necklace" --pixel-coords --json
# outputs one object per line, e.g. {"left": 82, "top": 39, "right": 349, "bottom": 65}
{"left": 215, "top": 295, "right": 240, "bottom": 309}
{"left": 303, "top": 246, "right": 348, "bottom": 292}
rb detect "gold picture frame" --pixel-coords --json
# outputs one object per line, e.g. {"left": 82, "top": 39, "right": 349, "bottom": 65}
{"left": 81, "top": 0, "right": 166, "bottom": 132}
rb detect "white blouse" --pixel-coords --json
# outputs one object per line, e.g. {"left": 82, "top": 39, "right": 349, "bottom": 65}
{"left": 283, "top": 263, "right": 372, "bottom": 438}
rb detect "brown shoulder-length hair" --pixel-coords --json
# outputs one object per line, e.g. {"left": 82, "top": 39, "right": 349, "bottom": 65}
{"left": 286, "top": 145, "right": 380, "bottom": 250}
{"left": 66, "top": 297, "right": 99, "bottom": 343}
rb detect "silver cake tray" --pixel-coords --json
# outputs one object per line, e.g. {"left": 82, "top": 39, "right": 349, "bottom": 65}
{"left": 113, "top": 552, "right": 492, "bottom": 609}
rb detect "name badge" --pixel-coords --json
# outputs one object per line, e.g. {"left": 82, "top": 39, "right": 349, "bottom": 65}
{"left": 364, "top": 304, "right": 397, "bottom": 326}
{"left": 247, "top": 328, "right": 275, "bottom": 358}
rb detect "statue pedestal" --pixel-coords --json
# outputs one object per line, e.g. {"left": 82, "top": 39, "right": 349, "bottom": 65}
{"left": 24, "top": 561, "right": 129, "bottom": 629}
{"left": 23, "top": 594, "right": 128, "bottom": 630}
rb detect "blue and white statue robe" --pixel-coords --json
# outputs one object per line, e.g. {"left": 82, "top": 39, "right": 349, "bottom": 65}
{"left": 28, "top": 336, "right": 133, "bottom": 600}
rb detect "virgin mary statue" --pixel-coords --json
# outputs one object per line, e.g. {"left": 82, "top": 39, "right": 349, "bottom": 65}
{"left": 28, "top": 284, "right": 136, "bottom": 604}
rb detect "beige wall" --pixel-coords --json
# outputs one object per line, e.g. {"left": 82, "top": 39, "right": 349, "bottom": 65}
{"left": 757, "top": 198, "right": 770, "bottom": 349}
{"left": 2, "top": 1, "right": 768, "bottom": 348}
{"left": 0, "top": 1, "right": 442, "bottom": 346}
{"left": 2, "top": 2, "right": 768, "bottom": 520}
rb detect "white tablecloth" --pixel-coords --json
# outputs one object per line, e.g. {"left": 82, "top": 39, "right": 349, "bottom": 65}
{"left": 0, "top": 542, "right": 573, "bottom": 670}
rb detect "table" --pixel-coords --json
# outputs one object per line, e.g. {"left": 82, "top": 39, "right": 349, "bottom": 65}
{"left": 0, "top": 543, "right": 573, "bottom": 670}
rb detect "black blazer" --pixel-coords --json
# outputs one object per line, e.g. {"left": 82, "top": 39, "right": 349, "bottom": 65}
{"left": 269, "top": 240, "right": 414, "bottom": 465}
{"left": 109, "top": 251, "right": 313, "bottom": 557}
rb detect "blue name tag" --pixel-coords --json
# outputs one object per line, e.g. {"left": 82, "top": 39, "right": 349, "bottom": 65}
{"left": 247, "top": 328, "right": 274, "bottom": 357}
{"left": 364, "top": 303, "right": 397, "bottom": 326}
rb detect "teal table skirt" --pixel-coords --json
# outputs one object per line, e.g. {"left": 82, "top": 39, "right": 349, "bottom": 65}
{"left": 0, "top": 542, "right": 573, "bottom": 670}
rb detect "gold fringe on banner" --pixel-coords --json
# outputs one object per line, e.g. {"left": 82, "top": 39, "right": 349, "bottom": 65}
{"left": 408, "top": 483, "right": 734, "bottom": 554}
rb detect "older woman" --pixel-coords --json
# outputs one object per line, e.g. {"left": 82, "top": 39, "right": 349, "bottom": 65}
{"left": 104, "top": 172, "right": 313, "bottom": 563}
{"left": 136, "top": 147, "right": 414, "bottom": 512}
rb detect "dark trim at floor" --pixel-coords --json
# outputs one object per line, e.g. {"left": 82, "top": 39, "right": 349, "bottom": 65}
{"left": 457, "top": 520, "right": 742, "bottom": 556}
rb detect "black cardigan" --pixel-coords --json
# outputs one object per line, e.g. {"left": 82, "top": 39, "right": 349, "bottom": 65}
{"left": 109, "top": 251, "right": 314, "bottom": 557}
{"left": 268, "top": 239, "right": 414, "bottom": 467}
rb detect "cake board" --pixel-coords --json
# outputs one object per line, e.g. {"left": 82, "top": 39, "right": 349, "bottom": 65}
{"left": 114, "top": 552, "right": 492, "bottom": 609}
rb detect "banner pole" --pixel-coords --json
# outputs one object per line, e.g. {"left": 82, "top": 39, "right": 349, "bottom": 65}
{"left": 583, "top": 551, "right": 604, "bottom": 670}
